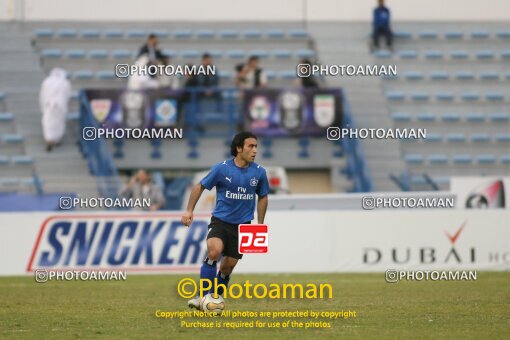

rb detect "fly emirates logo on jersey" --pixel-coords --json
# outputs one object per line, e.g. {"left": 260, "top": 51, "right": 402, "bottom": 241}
{"left": 225, "top": 186, "right": 255, "bottom": 200}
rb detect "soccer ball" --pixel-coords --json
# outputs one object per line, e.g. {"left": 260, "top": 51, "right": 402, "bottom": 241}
{"left": 200, "top": 293, "right": 225, "bottom": 314}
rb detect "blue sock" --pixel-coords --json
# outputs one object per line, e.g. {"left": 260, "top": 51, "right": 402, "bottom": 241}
{"left": 215, "top": 271, "right": 230, "bottom": 296}
{"left": 199, "top": 257, "right": 217, "bottom": 296}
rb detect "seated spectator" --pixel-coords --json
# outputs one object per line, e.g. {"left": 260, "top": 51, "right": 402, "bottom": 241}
{"left": 372, "top": 0, "right": 393, "bottom": 51}
{"left": 127, "top": 54, "right": 160, "bottom": 90}
{"left": 119, "top": 170, "right": 166, "bottom": 211}
{"left": 158, "top": 56, "right": 179, "bottom": 89}
{"left": 235, "top": 56, "right": 267, "bottom": 89}
{"left": 297, "top": 59, "right": 319, "bottom": 88}
{"left": 138, "top": 33, "right": 167, "bottom": 64}
{"left": 195, "top": 53, "right": 220, "bottom": 98}
{"left": 39, "top": 67, "right": 72, "bottom": 152}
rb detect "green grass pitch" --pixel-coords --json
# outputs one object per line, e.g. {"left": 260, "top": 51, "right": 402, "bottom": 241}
{"left": 1, "top": 272, "right": 508, "bottom": 339}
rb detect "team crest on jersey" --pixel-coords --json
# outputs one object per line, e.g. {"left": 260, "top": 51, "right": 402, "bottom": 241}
{"left": 250, "top": 177, "right": 258, "bottom": 186}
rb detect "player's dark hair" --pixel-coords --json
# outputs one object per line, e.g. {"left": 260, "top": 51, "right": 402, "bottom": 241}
{"left": 248, "top": 55, "right": 259, "bottom": 63}
{"left": 230, "top": 131, "right": 257, "bottom": 156}
{"left": 148, "top": 33, "right": 157, "bottom": 40}
{"left": 202, "top": 53, "right": 212, "bottom": 59}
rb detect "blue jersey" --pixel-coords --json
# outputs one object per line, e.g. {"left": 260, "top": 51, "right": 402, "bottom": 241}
{"left": 200, "top": 159, "right": 270, "bottom": 224}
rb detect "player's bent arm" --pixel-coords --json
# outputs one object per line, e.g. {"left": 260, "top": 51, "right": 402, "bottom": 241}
{"left": 257, "top": 195, "right": 268, "bottom": 224}
{"left": 181, "top": 183, "right": 206, "bottom": 227}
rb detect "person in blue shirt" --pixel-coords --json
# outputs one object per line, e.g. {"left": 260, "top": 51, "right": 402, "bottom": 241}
{"left": 181, "top": 131, "right": 270, "bottom": 308}
{"left": 372, "top": 0, "right": 393, "bottom": 51}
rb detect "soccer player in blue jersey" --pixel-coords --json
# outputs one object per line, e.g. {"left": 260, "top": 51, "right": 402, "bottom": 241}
{"left": 181, "top": 131, "right": 270, "bottom": 309}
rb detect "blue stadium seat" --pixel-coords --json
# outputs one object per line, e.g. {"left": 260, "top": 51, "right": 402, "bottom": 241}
{"left": 424, "top": 133, "right": 442, "bottom": 142}
{"left": 153, "top": 30, "right": 169, "bottom": 38}
{"left": 441, "top": 112, "right": 460, "bottom": 122}
{"left": 385, "top": 92, "right": 405, "bottom": 101}
{"left": 447, "top": 133, "right": 466, "bottom": 142}
{"left": 227, "top": 50, "right": 246, "bottom": 59}
{"left": 465, "top": 113, "right": 485, "bottom": 122}
{"left": 219, "top": 30, "right": 238, "bottom": 38}
{"left": 279, "top": 70, "right": 296, "bottom": 80}
{"left": 57, "top": 29, "right": 77, "bottom": 38}
{"left": 96, "top": 71, "right": 115, "bottom": 79}
{"left": 0, "top": 112, "right": 13, "bottom": 122}
{"left": 2, "top": 134, "right": 24, "bottom": 143}
{"left": 104, "top": 30, "right": 123, "bottom": 38}
{"left": 452, "top": 154, "right": 472, "bottom": 164}
{"left": 296, "top": 49, "right": 315, "bottom": 58}
{"left": 485, "top": 92, "right": 504, "bottom": 101}
{"left": 410, "top": 92, "right": 430, "bottom": 101}
{"left": 405, "top": 154, "right": 424, "bottom": 164}
{"left": 444, "top": 31, "right": 463, "bottom": 39}
{"left": 174, "top": 30, "right": 193, "bottom": 39}
{"left": 126, "top": 30, "right": 146, "bottom": 38}
{"left": 289, "top": 30, "right": 308, "bottom": 38}
{"left": 218, "top": 71, "right": 233, "bottom": 80}
{"left": 416, "top": 113, "right": 435, "bottom": 121}
{"left": 495, "top": 133, "right": 510, "bottom": 142}
{"left": 470, "top": 134, "right": 490, "bottom": 142}
{"left": 394, "top": 31, "right": 412, "bottom": 39}
{"left": 112, "top": 50, "right": 132, "bottom": 59}
{"left": 0, "top": 155, "right": 9, "bottom": 165}
{"left": 88, "top": 49, "right": 108, "bottom": 59}
{"left": 244, "top": 30, "right": 262, "bottom": 38}
{"left": 0, "top": 178, "right": 20, "bottom": 186}
{"left": 471, "top": 31, "right": 490, "bottom": 39}
{"left": 461, "top": 92, "right": 480, "bottom": 101}
{"left": 265, "top": 70, "right": 277, "bottom": 80}
{"left": 41, "top": 49, "right": 62, "bottom": 58}
{"left": 500, "top": 155, "right": 510, "bottom": 164}
{"left": 180, "top": 50, "right": 200, "bottom": 59}
{"left": 162, "top": 49, "right": 177, "bottom": 58}
{"left": 436, "top": 92, "right": 454, "bottom": 101}
{"left": 11, "top": 155, "right": 33, "bottom": 165}
{"left": 419, "top": 31, "right": 438, "bottom": 39}
{"left": 430, "top": 71, "right": 449, "bottom": 80}
{"left": 476, "top": 154, "right": 496, "bottom": 164}
{"left": 250, "top": 50, "right": 269, "bottom": 58}
{"left": 71, "top": 92, "right": 79, "bottom": 100}
{"left": 424, "top": 50, "right": 443, "bottom": 59}
{"left": 429, "top": 154, "right": 448, "bottom": 164}
{"left": 196, "top": 30, "right": 215, "bottom": 39}
{"left": 267, "top": 30, "right": 285, "bottom": 38}
{"left": 479, "top": 71, "right": 499, "bottom": 80}
{"left": 208, "top": 50, "right": 223, "bottom": 58}
{"left": 374, "top": 50, "right": 391, "bottom": 58}
{"left": 455, "top": 71, "right": 474, "bottom": 80}
{"left": 476, "top": 50, "right": 494, "bottom": 59}
{"left": 501, "top": 50, "right": 510, "bottom": 59}
{"left": 66, "top": 49, "right": 86, "bottom": 59}
{"left": 0, "top": 92, "right": 6, "bottom": 101}
{"left": 81, "top": 29, "right": 100, "bottom": 38}
{"left": 391, "top": 112, "right": 411, "bottom": 121}
{"left": 34, "top": 29, "right": 54, "bottom": 38}
{"left": 489, "top": 112, "right": 509, "bottom": 122}
{"left": 398, "top": 50, "right": 418, "bottom": 59}
{"left": 496, "top": 31, "right": 510, "bottom": 39}
{"left": 450, "top": 50, "right": 469, "bottom": 59}
{"left": 273, "top": 50, "right": 292, "bottom": 58}
{"left": 404, "top": 71, "right": 423, "bottom": 80}
{"left": 73, "top": 70, "right": 94, "bottom": 80}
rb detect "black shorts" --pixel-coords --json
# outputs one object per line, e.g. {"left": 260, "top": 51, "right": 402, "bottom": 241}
{"left": 207, "top": 216, "right": 251, "bottom": 260}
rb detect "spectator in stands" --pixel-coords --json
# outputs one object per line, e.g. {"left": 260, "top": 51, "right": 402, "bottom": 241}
{"left": 138, "top": 33, "right": 166, "bottom": 64}
{"left": 195, "top": 53, "right": 220, "bottom": 98}
{"left": 158, "top": 56, "right": 179, "bottom": 89}
{"left": 235, "top": 56, "right": 267, "bottom": 89}
{"left": 297, "top": 59, "right": 319, "bottom": 88}
{"left": 372, "top": 0, "right": 393, "bottom": 51}
{"left": 128, "top": 54, "right": 160, "bottom": 90}
{"left": 119, "top": 170, "right": 166, "bottom": 211}
{"left": 39, "top": 67, "right": 72, "bottom": 152}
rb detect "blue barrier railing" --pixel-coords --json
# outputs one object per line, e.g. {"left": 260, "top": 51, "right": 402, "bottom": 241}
{"left": 340, "top": 94, "right": 373, "bottom": 192}
{"left": 79, "top": 91, "right": 121, "bottom": 199}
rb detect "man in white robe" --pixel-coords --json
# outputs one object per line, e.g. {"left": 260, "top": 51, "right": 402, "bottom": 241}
{"left": 39, "top": 68, "right": 72, "bottom": 151}
{"left": 127, "top": 54, "right": 160, "bottom": 90}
